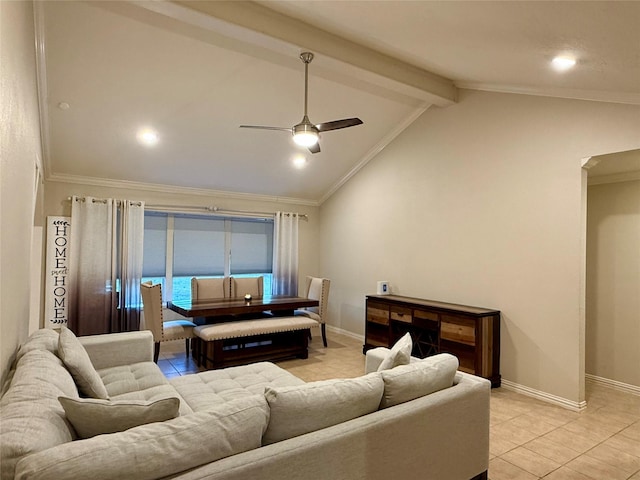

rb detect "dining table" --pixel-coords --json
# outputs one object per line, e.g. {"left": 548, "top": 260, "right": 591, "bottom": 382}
{"left": 167, "top": 295, "right": 319, "bottom": 322}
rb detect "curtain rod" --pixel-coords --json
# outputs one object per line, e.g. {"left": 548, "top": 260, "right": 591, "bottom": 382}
{"left": 146, "top": 204, "right": 308, "bottom": 220}
{"left": 67, "top": 197, "right": 308, "bottom": 220}
{"left": 67, "top": 196, "right": 143, "bottom": 206}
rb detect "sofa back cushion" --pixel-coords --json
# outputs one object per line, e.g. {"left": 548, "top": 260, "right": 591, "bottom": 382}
{"left": 15, "top": 395, "right": 269, "bottom": 480}
{"left": 379, "top": 353, "right": 459, "bottom": 408}
{"left": 58, "top": 327, "right": 109, "bottom": 399}
{"left": 0, "top": 349, "right": 78, "bottom": 480}
{"left": 14, "top": 329, "right": 60, "bottom": 363}
{"left": 263, "top": 373, "right": 384, "bottom": 445}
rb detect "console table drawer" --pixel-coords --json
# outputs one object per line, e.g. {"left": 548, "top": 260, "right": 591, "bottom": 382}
{"left": 441, "top": 316, "right": 476, "bottom": 346}
{"left": 367, "top": 305, "right": 389, "bottom": 325}
{"left": 390, "top": 306, "right": 412, "bottom": 323}
{"left": 414, "top": 309, "right": 439, "bottom": 322}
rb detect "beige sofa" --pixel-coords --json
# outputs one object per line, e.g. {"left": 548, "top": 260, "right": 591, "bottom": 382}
{"left": 1, "top": 329, "right": 490, "bottom": 480}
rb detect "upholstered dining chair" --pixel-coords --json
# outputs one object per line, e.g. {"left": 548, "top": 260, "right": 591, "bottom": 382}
{"left": 190, "top": 277, "right": 231, "bottom": 300}
{"left": 190, "top": 277, "right": 232, "bottom": 326}
{"left": 295, "top": 276, "right": 330, "bottom": 347}
{"left": 230, "top": 276, "right": 264, "bottom": 298}
{"left": 140, "top": 282, "right": 196, "bottom": 363}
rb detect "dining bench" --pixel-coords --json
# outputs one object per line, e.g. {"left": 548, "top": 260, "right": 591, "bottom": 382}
{"left": 192, "top": 315, "right": 319, "bottom": 369}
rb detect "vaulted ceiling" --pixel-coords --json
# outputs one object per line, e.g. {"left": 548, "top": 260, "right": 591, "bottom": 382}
{"left": 38, "top": 1, "right": 640, "bottom": 204}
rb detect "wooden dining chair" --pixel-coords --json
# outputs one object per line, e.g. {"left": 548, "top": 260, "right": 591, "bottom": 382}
{"left": 295, "top": 276, "right": 330, "bottom": 347}
{"left": 140, "top": 282, "right": 196, "bottom": 362}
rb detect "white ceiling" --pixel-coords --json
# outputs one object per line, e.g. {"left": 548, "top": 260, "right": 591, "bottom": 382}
{"left": 38, "top": 1, "right": 640, "bottom": 204}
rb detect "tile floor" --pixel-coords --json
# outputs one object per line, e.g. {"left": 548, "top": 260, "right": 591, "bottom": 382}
{"left": 159, "top": 332, "right": 640, "bottom": 480}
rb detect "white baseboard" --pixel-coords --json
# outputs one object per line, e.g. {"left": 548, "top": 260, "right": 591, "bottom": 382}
{"left": 501, "top": 379, "right": 587, "bottom": 412}
{"left": 325, "top": 325, "right": 364, "bottom": 343}
{"left": 586, "top": 374, "right": 640, "bottom": 396}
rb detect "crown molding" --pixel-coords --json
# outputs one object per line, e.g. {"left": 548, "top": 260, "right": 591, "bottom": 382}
{"left": 319, "top": 104, "right": 430, "bottom": 205}
{"left": 46, "top": 173, "right": 319, "bottom": 207}
{"left": 457, "top": 82, "right": 640, "bottom": 106}
{"left": 588, "top": 170, "right": 640, "bottom": 186}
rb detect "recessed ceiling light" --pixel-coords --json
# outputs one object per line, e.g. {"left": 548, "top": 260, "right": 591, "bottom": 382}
{"left": 293, "top": 155, "right": 308, "bottom": 169}
{"left": 551, "top": 56, "right": 576, "bottom": 72}
{"left": 137, "top": 128, "right": 159, "bottom": 147}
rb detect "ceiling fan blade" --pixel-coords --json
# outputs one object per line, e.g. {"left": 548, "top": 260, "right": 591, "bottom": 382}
{"left": 316, "top": 118, "right": 363, "bottom": 132}
{"left": 239, "top": 125, "right": 292, "bottom": 132}
{"left": 308, "top": 143, "right": 321, "bottom": 154}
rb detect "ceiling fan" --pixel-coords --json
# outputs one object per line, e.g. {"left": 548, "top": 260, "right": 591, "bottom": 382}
{"left": 240, "top": 52, "right": 363, "bottom": 154}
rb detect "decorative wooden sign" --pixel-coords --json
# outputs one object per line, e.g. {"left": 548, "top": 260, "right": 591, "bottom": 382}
{"left": 45, "top": 216, "right": 71, "bottom": 328}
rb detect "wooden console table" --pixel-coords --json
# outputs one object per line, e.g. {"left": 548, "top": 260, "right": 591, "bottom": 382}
{"left": 365, "top": 295, "right": 501, "bottom": 387}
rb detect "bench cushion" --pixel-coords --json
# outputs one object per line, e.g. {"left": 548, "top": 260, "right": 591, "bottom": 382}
{"left": 194, "top": 317, "right": 318, "bottom": 341}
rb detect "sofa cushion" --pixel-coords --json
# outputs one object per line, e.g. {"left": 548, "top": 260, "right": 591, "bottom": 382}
{"left": 0, "top": 349, "right": 78, "bottom": 480}
{"left": 58, "top": 327, "right": 109, "bottom": 399}
{"left": 170, "top": 361, "right": 304, "bottom": 412}
{"left": 58, "top": 396, "right": 180, "bottom": 439}
{"left": 379, "top": 353, "right": 459, "bottom": 408}
{"left": 99, "top": 362, "right": 192, "bottom": 416}
{"left": 14, "top": 395, "right": 270, "bottom": 480}
{"left": 377, "top": 332, "right": 412, "bottom": 371}
{"left": 263, "top": 372, "right": 384, "bottom": 445}
{"left": 15, "top": 328, "right": 60, "bottom": 363}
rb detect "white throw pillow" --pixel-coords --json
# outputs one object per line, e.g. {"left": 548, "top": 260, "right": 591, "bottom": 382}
{"left": 377, "top": 332, "right": 412, "bottom": 371}
{"left": 58, "top": 396, "right": 180, "bottom": 438}
{"left": 263, "top": 373, "right": 384, "bottom": 444}
{"left": 58, "top": 327, "right": 109, "bottom": 399}
{"left": 15, "top": 395, "right": 269, "bottom": 480}
{"left": 379, "top": 353, "right": 459, "bottom": 408}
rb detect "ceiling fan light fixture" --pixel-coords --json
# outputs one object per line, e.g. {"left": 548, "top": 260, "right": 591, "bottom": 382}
{"left": 292, "top": 122, "right": 319, "bottom": 147}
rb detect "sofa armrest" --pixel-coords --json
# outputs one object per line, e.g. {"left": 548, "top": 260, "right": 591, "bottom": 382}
{"left": 364, "top": 347, "right": 389, "bottom": 373}
{"left": 79, "top": 331, "right": 154, "bottom": 370}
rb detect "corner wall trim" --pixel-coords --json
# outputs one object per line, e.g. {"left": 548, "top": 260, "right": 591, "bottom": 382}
{"left": 586, "top": 374, "right": 640, "bottom": 396}
{"left": 501, "top": 379, "right": 587, "bottom": 412}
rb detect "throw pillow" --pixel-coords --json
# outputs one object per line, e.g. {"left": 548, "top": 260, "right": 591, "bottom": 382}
{"left": 58, "top": 396, "right": 180, "bottom": 438}
{"left": 377, "top": 332, "right": 412, "bottom": 372}
{"left": 14, "top": 395, "right": 269, "bottom": 480}
{"left": 379, "top": 353, "right": 459, "bottom": 408}
{"left": 58, "top": 326, "right": 109, "bottom": 399}
{"left": 263, "top": 372, "right": 384, "bottom": 444}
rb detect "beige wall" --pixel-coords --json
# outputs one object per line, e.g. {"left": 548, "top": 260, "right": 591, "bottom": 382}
{"left": 586, "top": 180, "right": 640, "bottom": 387}
{"left": 319, "top": 89, "right": 640, "bottom": 404}
{"left": 0, "top": 1, "right": 44, "bottom": 385}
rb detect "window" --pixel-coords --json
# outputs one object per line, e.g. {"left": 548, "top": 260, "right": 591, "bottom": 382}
{"left": 142, "top": 212, "right": 274, "bottom": 301}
